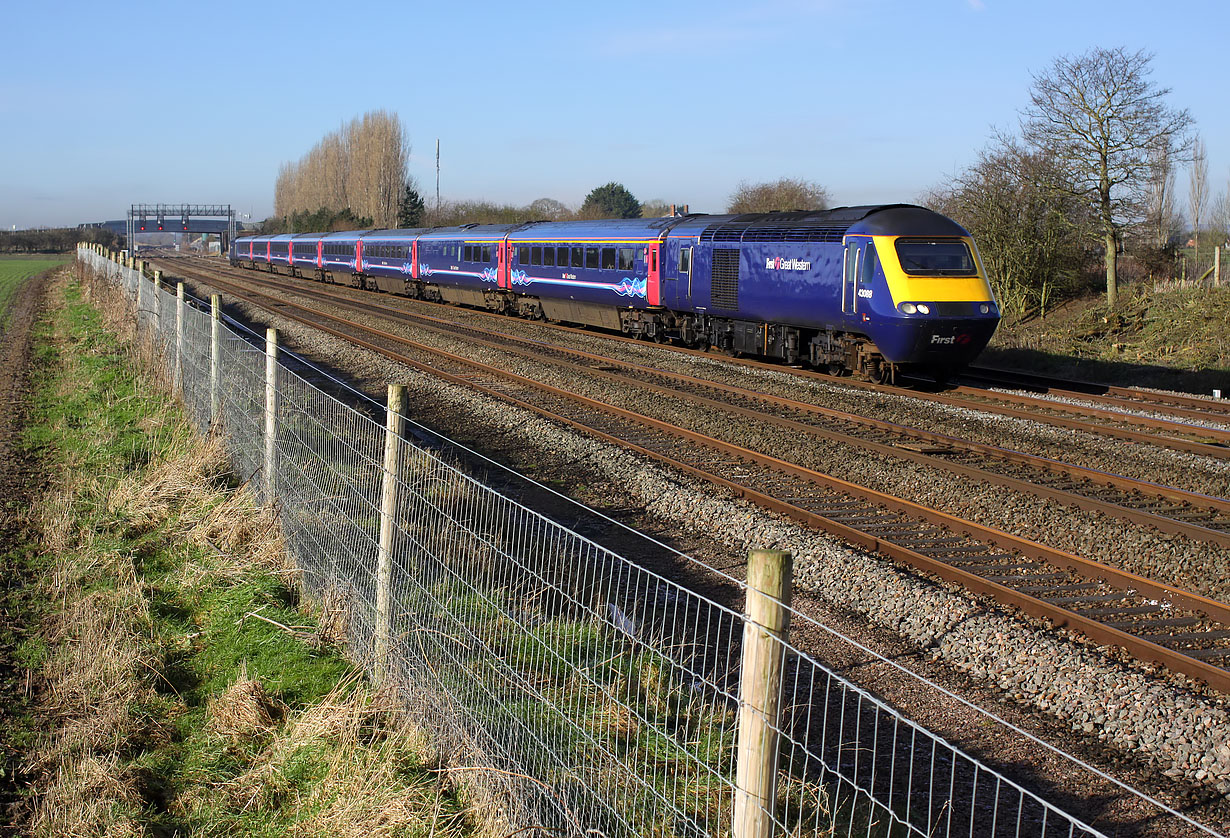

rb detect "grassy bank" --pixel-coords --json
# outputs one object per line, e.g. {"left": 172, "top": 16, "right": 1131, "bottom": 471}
{"left": 984, "top": 283, "right": 1230, "bottom": 392}
{"left": 14, "top": 271, "right": 470, "bottom": 836}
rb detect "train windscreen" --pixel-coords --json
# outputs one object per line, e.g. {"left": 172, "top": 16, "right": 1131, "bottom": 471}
{"left": 894, "top": 239, "right": 977, "bottom": 276}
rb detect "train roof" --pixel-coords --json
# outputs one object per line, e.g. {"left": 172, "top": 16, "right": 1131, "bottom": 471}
{"left": 235, "top": 206, "right": 968, "bottom": 246}
{"left": 665, "top": 205, "right": 968, "bottom": 243}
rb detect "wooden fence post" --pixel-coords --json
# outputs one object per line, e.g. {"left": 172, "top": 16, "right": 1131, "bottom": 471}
{"left": 153, "top": 270, "right": 163, "bottom": 334}
{"left": 1215, "top": 246, "right": 1221, "bottom": 288}
{"left": 264, "top": 328, "right": 279, "bottom": 507}
{"left": 734, "top": 549, "right": 793, "bottom": 838}
{"left": 175, "top": 283, "right": 185, "bottom": 397}
{"left": 136, "top": 264, "right": 145, "bottom": 325}
{"left": 210, "top": 294, "right": 221, "bottom": 427}
{"left": 375, "top": 384, "right": 407, "bottom": 684}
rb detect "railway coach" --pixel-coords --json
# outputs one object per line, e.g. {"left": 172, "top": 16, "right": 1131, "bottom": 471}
{"left": 232, "top": 204, "right": 1000, "bottom": 382}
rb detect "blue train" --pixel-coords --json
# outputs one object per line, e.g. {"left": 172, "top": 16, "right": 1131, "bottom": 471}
{"left": 231, "top": 205, "right": 1000, "bottom": 382}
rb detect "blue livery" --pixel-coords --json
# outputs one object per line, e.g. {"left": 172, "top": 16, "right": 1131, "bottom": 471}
{"left": 231, "top": 205, "right": 1000, "bottom": 381}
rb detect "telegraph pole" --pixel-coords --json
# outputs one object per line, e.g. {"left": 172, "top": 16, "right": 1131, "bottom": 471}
{"left": 435, "top": 138, "right": 440, "bottom": 211}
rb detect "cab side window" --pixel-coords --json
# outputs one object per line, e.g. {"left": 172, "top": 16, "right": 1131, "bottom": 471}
{"left": 678, "top": 247, "right": 692, "bottom": 275}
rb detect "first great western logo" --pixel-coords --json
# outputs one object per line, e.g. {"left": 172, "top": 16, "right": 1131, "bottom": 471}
{"left": 765, "top": 257, "right": 812, "bottom": 271}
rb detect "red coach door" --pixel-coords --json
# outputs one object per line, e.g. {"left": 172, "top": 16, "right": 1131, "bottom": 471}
{"left": 317, "top": 240, "right": 323, "bottom": 269}
{"left": 355, "top": 239, "right": 363, "bottom": 274}
{"left": 411, "top": 239, "right": 419, "bottom": 279}
{"left": 647, "top": 242, "right": 661, "bottom": 305}
{"left": 497, "top": 239, "right": 509, "bottom": 288}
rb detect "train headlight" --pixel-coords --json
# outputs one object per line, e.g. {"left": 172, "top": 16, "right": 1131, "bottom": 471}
{"left": 979, "top": 304, "right": 991, "bottom": 314}
{"left": 916, "top": 304, "right": 931, "bottom": 314}
{"left": 899, "top": 302, "right": 918, "bottom": 314}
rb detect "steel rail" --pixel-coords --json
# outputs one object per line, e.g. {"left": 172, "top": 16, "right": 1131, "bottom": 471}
{"left": 171, "top": 262, "right": 1230, "bottom": 548}
{"left": 164, "top": 263, "right": 1230, "bottom": 694}
{"left": 194, "top": 256, "right": 1230, "bottom": 459}
{"left": 965, "top": 364, "right": 1230, "bottom": 419}
{"left": 938, "top": 383, "right": 1230, "bottom": 444}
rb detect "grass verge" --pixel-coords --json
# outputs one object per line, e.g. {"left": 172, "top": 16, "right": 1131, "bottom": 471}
{"left": 17, "top": 270, "right": 471, "bottom": 836}
{"left": 986, "top": 283, "right": 1230, "bottom": 392}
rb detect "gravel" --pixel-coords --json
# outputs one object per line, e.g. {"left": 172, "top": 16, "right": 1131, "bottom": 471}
{"left": 188, "top": 268, "right": 1230, "bottom": 815}
{"left": 230, "top": 281, "right": 1230, "bottom": 602}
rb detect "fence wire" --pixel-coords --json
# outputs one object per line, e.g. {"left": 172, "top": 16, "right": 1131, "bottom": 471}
{"left": 80, "top": 248, "right": 1108, "bottom": 838}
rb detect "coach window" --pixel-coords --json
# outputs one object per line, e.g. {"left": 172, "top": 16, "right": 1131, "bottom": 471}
{"left": 518, "top": 246, "right": 529, "bottom": 264}
{"left": 482, "top": 245, "right": 492, "bottom": 262}
{"left": 618, "top": 247, "right": 634, "bottom": 271}
{"left": 571, "top": 246, "right": 584, "bottom": 268}
{"left": 464, "top": 245, "right": 473, "bottom": 261}
{"left": 586, "top": 247, "right": 599, "bottom": 269}
{"left": 601, "top": 247, "right": 616, "bottom": 270}
{"left": 678, "top": 246, "right": 692, "bottom": 276}
{"left": 531, "top": 246, "right": 542, "bottom": 266}
{"left": 542, "top": 247, "right": 555, "bottom": 267}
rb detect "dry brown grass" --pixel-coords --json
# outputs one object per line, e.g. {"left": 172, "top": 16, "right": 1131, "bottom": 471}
{"left": 29, "top": 754, "right": 147, "bottom": 838}
{"left": 207, "top": 663, "right": 287, "bottom": 742}
{"left": 26, "top": 559, "right": 161, "bottom": 835}
{"left": 106, "top": 434, "right": 231, "bottom": 538}
{"left": 312, "top": 583, "right": 353, "bottom": 649}
{"left": 27, "top": 265, "right": 477, "bottom": 837}
{"left": 189, "top": 677, "right": 467, "bottom": 838}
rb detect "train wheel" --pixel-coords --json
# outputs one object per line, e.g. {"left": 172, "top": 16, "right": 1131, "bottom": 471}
{"left": 864, "top": 358, "right": 892, "bottom": 384}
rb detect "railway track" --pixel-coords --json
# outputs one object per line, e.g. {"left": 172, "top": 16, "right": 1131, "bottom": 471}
{"left": 961, "top": 364, "right": 1230, "bottom": 423}
{"left": 154, "top": 258, "right": 1230, "bottom": 694}
{"left": 184, "top": 255, "right": 1230, "bottom": 460}
{"left": 160, "top": 261, "right": 1230, "bottom": 547}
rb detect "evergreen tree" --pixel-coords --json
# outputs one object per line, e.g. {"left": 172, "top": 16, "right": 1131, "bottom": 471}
{"left": 398, "top": 183, "right": 426, "bottom": 228}
{"left": 580, "top": 182, "right": 641, "bottom": 219}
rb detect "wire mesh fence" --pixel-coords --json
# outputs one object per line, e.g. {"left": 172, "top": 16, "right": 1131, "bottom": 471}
{"left": 79, "top": 246, "right": 1108, "bottom": 838}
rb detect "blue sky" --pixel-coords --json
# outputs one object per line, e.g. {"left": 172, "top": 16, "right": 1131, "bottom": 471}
{"left": 2, "top": 0, "right": 1227, "bottom": 228}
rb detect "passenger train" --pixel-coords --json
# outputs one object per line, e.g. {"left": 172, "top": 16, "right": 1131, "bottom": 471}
{"left": 230, "top": 205, "right": 1000, "bottom": 382}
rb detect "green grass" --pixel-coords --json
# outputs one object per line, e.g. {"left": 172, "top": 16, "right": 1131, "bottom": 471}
{"left": 20, "top": 274, "right": 470, "bottom": 836}
{"left": 0, "top": 255, "right": 66, "bottom": 327}
{"left": 23, "top": 261, "right": 836, "bottom": 836}
{"left": 985, "top": 282, "right": 1230, "bottom": 392}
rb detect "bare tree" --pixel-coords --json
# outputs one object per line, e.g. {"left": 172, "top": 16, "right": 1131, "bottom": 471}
{"left": 1212, "top": 171, "right": 1230, "bottom": 242}
{"left": 273, "top": 111, "right": 410, "bottom": 229}
{"left": 1145, "top": 145, "right": 1179, "bottom": 248}
{"left": 924, "top": 140, "right": 1094, "bottom": 320}
{"left": 727, "top": 178, "right": 828, "bottom": 213}
{"left": 527, "top": 197, "right": 571, "bottom": 220}
{"left": 1020, "top": 47, "right": 1192, "bottom": 307}
{"left": 638, "top": 199, "right": 674, "bottom": 218}
{"left": 1189, "top": 135, "right": 1208, "bottom": 269}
